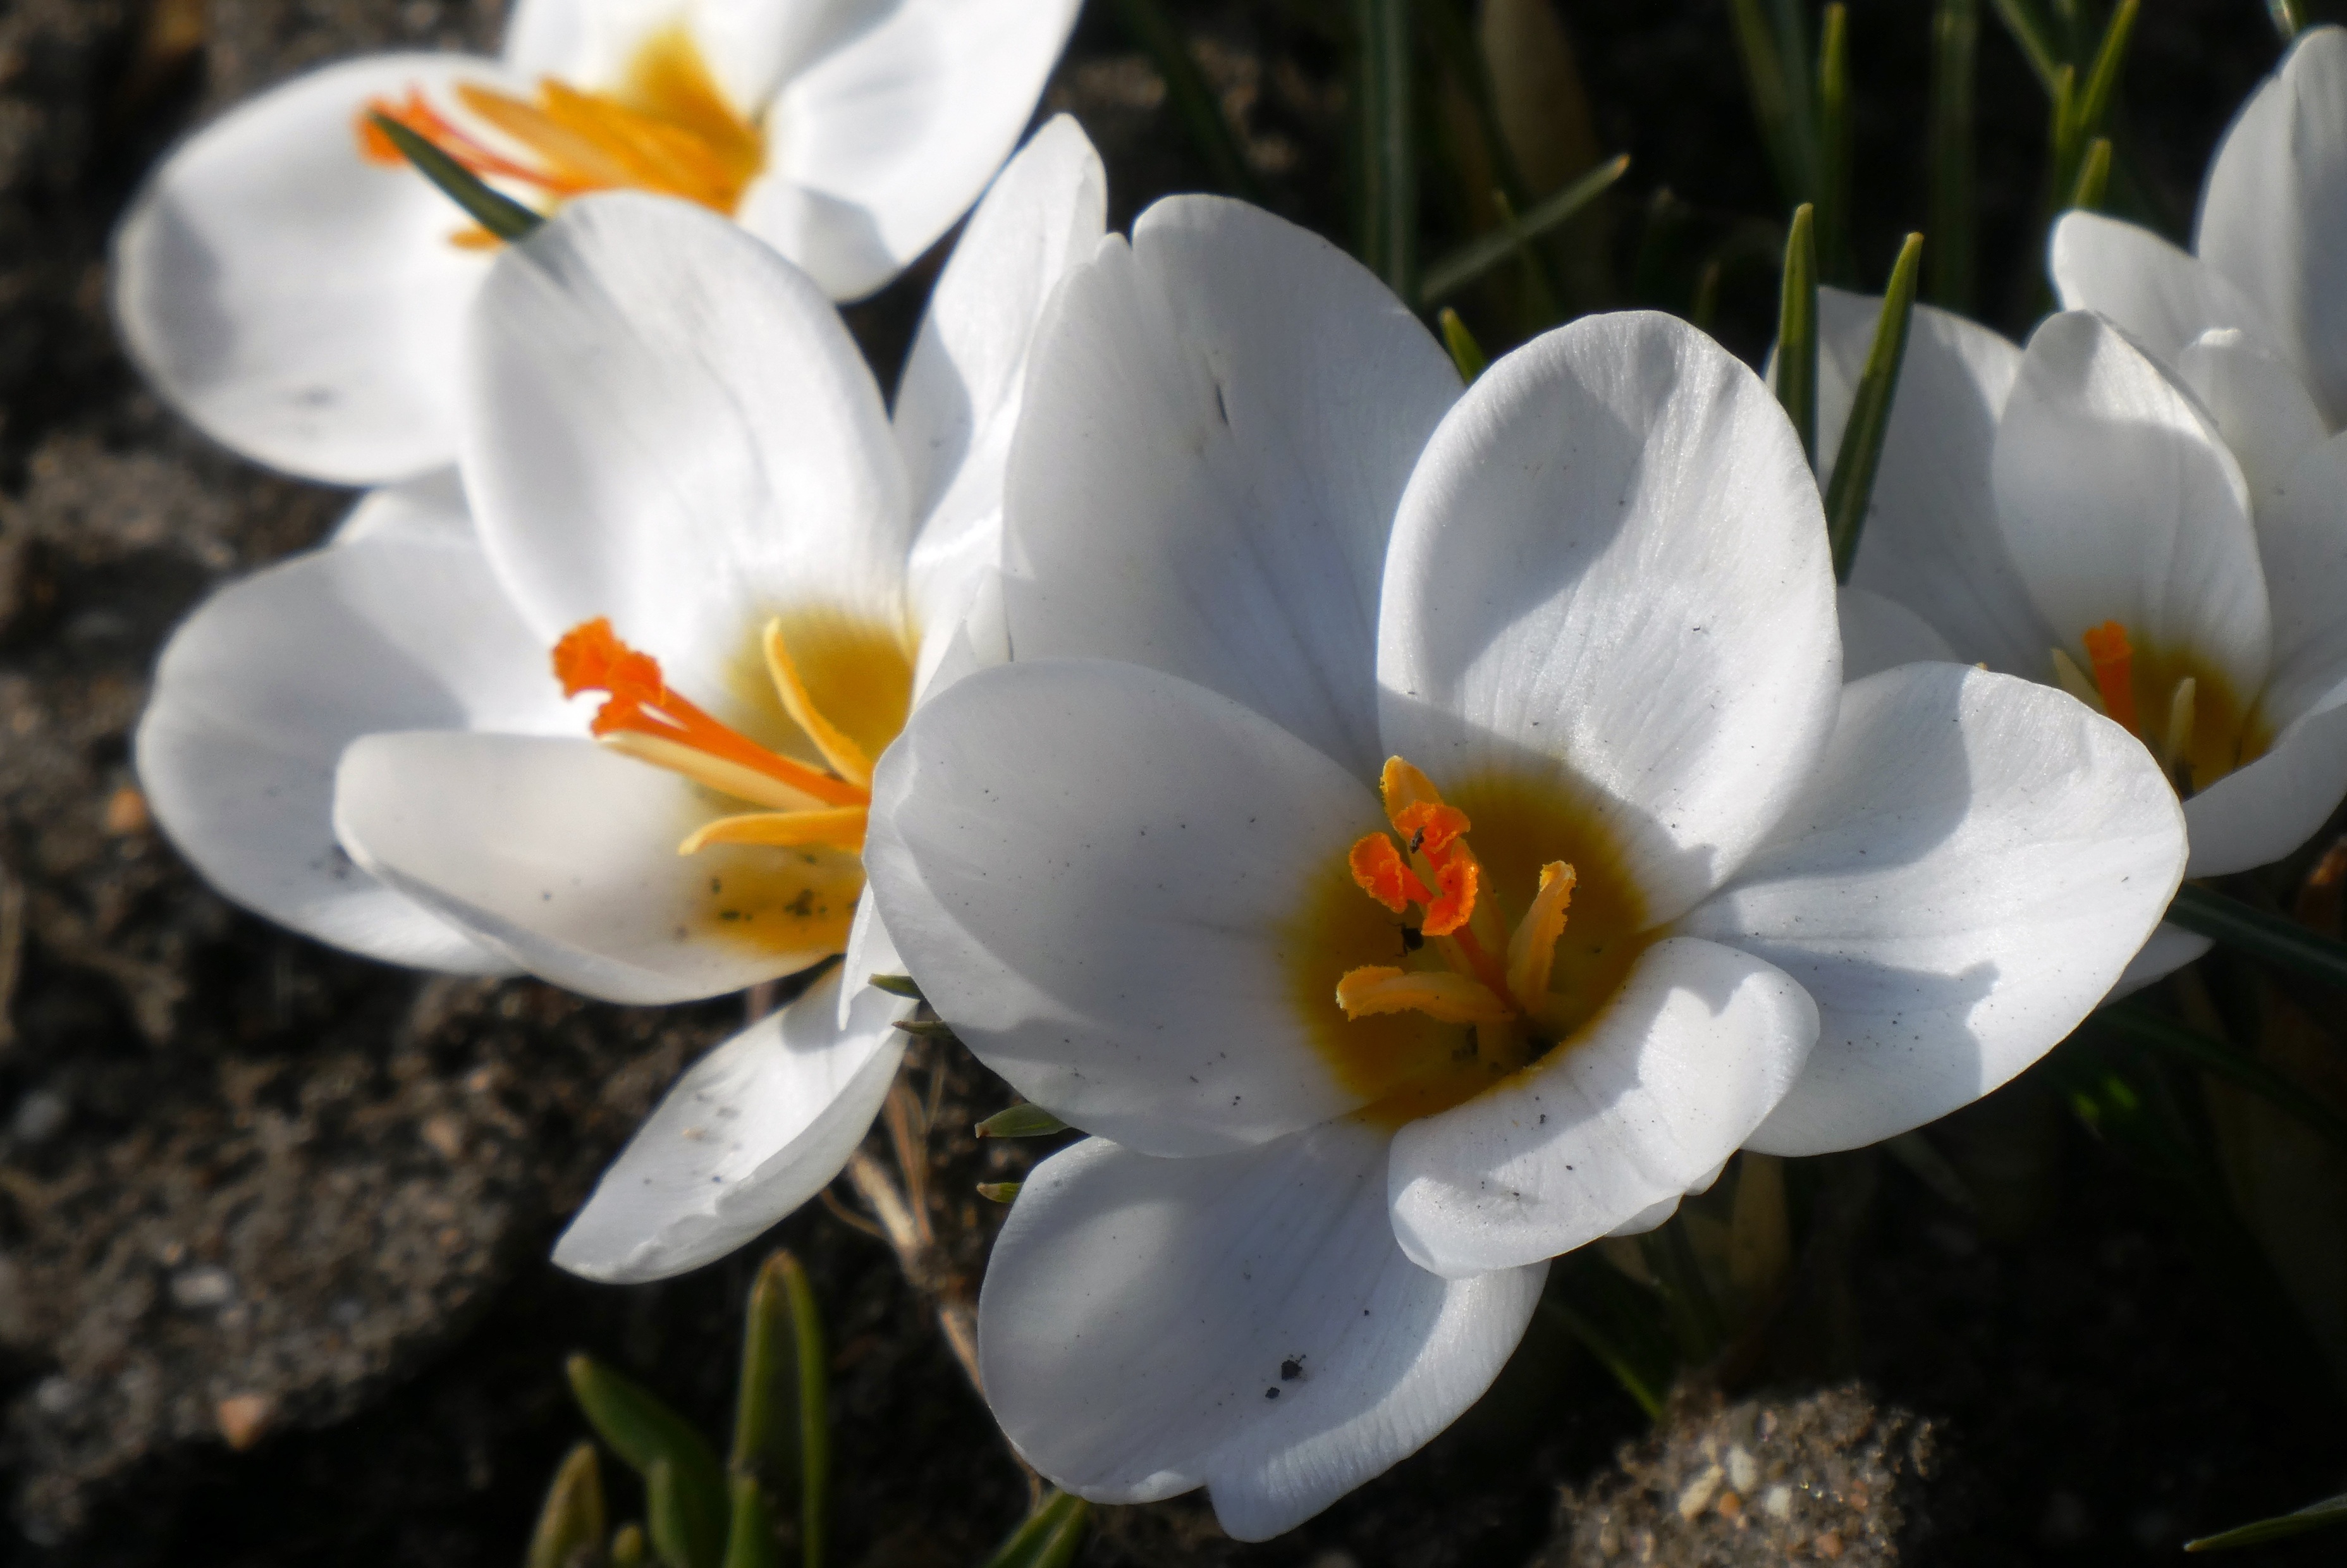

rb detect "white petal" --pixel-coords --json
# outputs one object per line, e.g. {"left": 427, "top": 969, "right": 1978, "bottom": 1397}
{"left": 760, "top": 0, "right": 1084, "bottom": 299}
{"left": 838, "top": 890, "right": 904, "bottom": 1027}
{"left": 2049, "top": 211, "right": 2286, "bottom": 370}
{"left": 137, "top": 530, "right": 568, "bottom": 972}
{"left": 1386, "top": 937, "right": 1815, "bottom": 1277}
{"left": 2107, "top": 921, "right": 2214, "bottom": 1001}
{"left": 2181, "top": 699, "right": 2347, "bottom": 877}
{"left": 1820, "top": 289, "right": 2052, "bottom": 676}
{"left": 462, "top": 192, "right": 910, "bottom": 718}
{"left": 553, "top": 969, "right": 909, "bottom": 1282}
{"left": 329, "top": 469, "right": 474, "bottom": 547}
{"left": 1837, "top": 586, "right": 1956, "bottom": 680}
{"left": 978, "top": 1120, "right": 1547, "bottom": 1541}
{"left": 1684, "top": 664, "right": 2183, "bottom": 1156}
{"left": 1002, "top": 197, "right": 1461, "bottom": 781}
{"left": 1992, "top": 312, "right": 2270, "bottom": 701}
{"left": 897, "top": 116, "right": 1106, "bottom": 679}
{"left": 2197, "top": 25, "right": 2347, "bottom": 422}
{"left": 334, "top": 732, "right": 855, "bottom": 1002}
{"left": 2175, "top": 328, "right": 2329, "bottom": 510}
{"left": 502, "top": 0, "right": 869, "bottom": 114}
{"left": 1380, "top": 310, "right": 1839, "bottom": 924}
{"left": 111, "top": 54, "right": 509, "bottom": 484}
{"left": 2253, "top": 430, "right": 2347, "bottom": 728}
{"left": 867, "top": 658, "right": 1392, "bottom": 1156}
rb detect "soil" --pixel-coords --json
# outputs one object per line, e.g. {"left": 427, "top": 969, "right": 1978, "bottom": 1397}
{"left": 0, "top": 0, "right": 2342, "bottom": 1564}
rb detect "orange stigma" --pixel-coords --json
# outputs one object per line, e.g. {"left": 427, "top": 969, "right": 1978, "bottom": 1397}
{"left": 2081, "top": 620, "right": 2139, "bottom": 734}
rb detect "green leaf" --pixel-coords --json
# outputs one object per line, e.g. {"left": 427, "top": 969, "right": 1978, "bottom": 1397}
{"left": 2187, "top": 1489, "right": 2347, "bottom": 1550}
{"left": 1438, "top": 308, "right": 1488, "bottom": 382}
{"left": 976, "top": 1180, "right": 1024, "bottom": 1204}
{"left": 776, "top": 1254, "right": 830, "bottom": 1568}
{"left": 1927, "top": 0, "right": 1979, "bottom": 310}
{"left": 2166, "top": 882, "right": 2347, "bottom": 994}
{"left": 866, "top": 974, "right": 924, "bottom": 1001}
{"left": 2269, "top": 0, "right": 2306, "bottom": 44}
{"left": 568, "top": 1357, "right": 728, "bottom": 1568}
{"left": 527, "top": 1443, "right": 607, "bottom": 1568}
{"left": 1813, "top": 5, "right": 1853, "bottom": 284}
{"left": 1989, "top": 0, "right": 2066, "bottom": 94}
{"left": 2093, "top": 1001, "right": 2347, "bottom": 1165}
{"left": 731, "top": 1255, "right": 792, "bottom": 1483}
{"left": 2072, "top": 0, "right": 2139, "bottom": 149}
{"left": 2066, "top": 135, "right": 2112, "bottom": 211}
{"left": 892, "top": 1018, "right": 960, "bottom": 1042}
{"left": 1108, "top": 0, "right": 1265, "bottom": 204}
{"left": 1416, "top": 153, "right": 1627, "bottom": 305}
{"left": 1823, "top": 233, "right": 1924, "bottom": 584}
{"left": 366, "top": 111, "right": 541, "bottom": 241}
{"left": 1542, "top": 1253, "right": 1675, "bottom": 1419}
{"left": 975, "top": 1104, "right": 1070, "bottom": 1139}
{"left": 1775, "top": 203, "right": 1819, "bottom": 470}
{"left": 1638, "top": 1213, "right": 1729, "bottom": 1363}
{"left": 612, "top": 1525, "right": 649, "bottom": 1568}
{"left": 1354, "top": 0, "right": 1416, "bottom": 297}
{"left": 979, "top": 1490, "right": 1093, "bottom": 1568}
{"left": 1727, "top": 0, "right": 1818, "bottom": 205}
{"left": 721, "top": 1476, "right": 777, "bottom": 1568}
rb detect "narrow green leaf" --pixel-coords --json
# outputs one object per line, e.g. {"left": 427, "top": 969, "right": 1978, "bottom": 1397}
{"left": 1727, "top": 0, "right": 1818, "bottom": 205}
{"left": 2073, "top": 0, "right": 2139, "bottom": 147}
{"left": 1539, "top": 1297, "right": 1665, "bottom": 1419}
{"left": 2187, "top": 1489, "right": 2347, "bottom": 1550}
{"left": 1989, "top": 0, "right": 2065, "bottom": 94}
{"left": 892, "top": 1018, "right": 959, "bottom": 1042}
{"left": 2167, "top": 882, "right": 2347, "bottom": 993}
{"left": 1883, "top": 1132, "right": 1978, "bottom": 1215}
{"left": 731, "top": 1255, "right": 792, "bottom": 1479}
{"left": 2066, "top": 135, "right": 2112, "bottom": 211}
{"left": 1775, "top": 204, "right": 1819, "bottom": 471}
{"left": 2094, "top": 1001, "right": 2347, "bottom": 1164}
{"left": 1416, "top": 152, "right": 1627, "bottom": 304}
{"left": 613, "top": 1525, "right": 649, "bottom": 1568}
{"left": 1823, "top": 233, "right": 1924, "bottom": 584}
{"left": 1355, "top": 0, "right": 1416, "bottom": 296}
{"left": 722, "top": 1476, "right": 777, "bottom": 1568}
{"left": 979, "top": 1491, "right": 1093, "bottom": 1568}
{"left": 528, "top": 1443, "right": 607, "bottom": 1568}
{"left": 1813, "top": 5, "right": 1853, "bottom": 285}
{"left": 1639, "top": 1213, "right": 1729, "bottom": 1361}
{"left": 367, "top": 112, "right": 541, "bottom": 241}
{"left": 1437, "top": 307, "right": 1487, "bottom": 382}
{"left": 975, "top": 1104, "right": 1069, "bottom": 1139}
{"left": 1927, "top": 0, "right": 1979, "bottom": 310}
{"left": 2047, "top": 62, "right": 2080, "bottom": 203}
{"left": 2269, "top": 0, "right": 2306, "bottom": 44}
{"left": 776, "top": 1255, "right": 829, "bottom": 1568}
{"left": 1108, "top": 0, "right": 1265, "bottom": 203}
{"left": 568, "top": 1357, "right": 728, "bottom": 1568}
{"left": 866, "top": 973, "right": 923, "bottom": 1001}
{"left": 976, "top": 1180, "right": 1023, "bottom": 1204}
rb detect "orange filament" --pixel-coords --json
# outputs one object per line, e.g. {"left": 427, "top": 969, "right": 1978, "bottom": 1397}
{"left": 2082, "top": 620, "right": 2139, "bottom": 735}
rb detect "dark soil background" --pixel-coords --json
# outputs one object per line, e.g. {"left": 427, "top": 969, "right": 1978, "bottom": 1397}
{"left": 0, "top": 0, "right": 2343, "bottom": 1563}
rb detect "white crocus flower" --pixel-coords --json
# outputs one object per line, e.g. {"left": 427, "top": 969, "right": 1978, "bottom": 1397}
{"left": 111, "top": 0, "right": 1082, "bottom": 486}
{"left": 864, "top": 200, "right": 2185, "bottom": 1538}
{"left": 135, "top": 120, "right": 1106, "bottom": 1282}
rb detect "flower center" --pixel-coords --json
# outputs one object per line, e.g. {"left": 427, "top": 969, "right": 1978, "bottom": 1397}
{"left": 2047, "top": 619, "right": 2269, "bottom": 797}
{"left": 357, "top": 24, "right": 766, "bottom": 247}
{"left": 1285, "top": 757, "right": 1655, "bottom": 1127}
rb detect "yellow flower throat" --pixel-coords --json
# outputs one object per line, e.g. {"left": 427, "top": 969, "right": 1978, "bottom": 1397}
{"left": 2049, "top": 619, "right": 2269, "bottom": 797}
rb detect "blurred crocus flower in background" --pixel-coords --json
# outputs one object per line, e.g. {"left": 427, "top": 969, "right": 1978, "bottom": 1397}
{"left": 133, "top": 119, "right": 1107, "bottom": 1282}
{"left": 864, "top": 199, "right": 2186, "bottom": 1539}
{"left": 110, "top": 0, "right": 1082, "bottom": 484}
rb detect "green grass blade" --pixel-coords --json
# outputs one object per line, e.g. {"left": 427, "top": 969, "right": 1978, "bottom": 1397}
{"left": 1638, "top": 1213, "right": 1729, "bottom": 1362}
{"left": 2167, "top": 883, "right": 2347, "bottom": 993}
{"left": 777, "top": 1255, "right": 829, "bottom": 1568}
{"left": 2074, "top": 0, "right": 2139, "bottom": 145}
{"left": 979, "top": 1491, "right": 1093, "bottom": 1568}
{"left": 1989, "top": 0, "right": 2065, "bottom": 94}
{"left": 732, "top": 1255, "right": 792, "bottom": 1480}
{"left": 976, "top": 1180, "right": 1023, "bottom": 1204}
{"left": 866, "top": 973, "right": 923, "bottom": 1000}
{"left": 975, "top": 1104, "right": 1069, "bottom": 1139}
{"left": 2187, "top": 1490, "right": 2347, "bottom": 1550}
{"left": 1727, "top": 0, "right": 1818, "bottom": 205}
{"left": 723, "top": 1476, "right": 778, "bottom": 1568}
{"left": 568, "top": 1356, "right": 728, "bottom": 1568}
{"left": 2269, "top": 0, "right": 2305, "bottom": 43}
{"left": 1776, "top": 203, "right": 1819, "bottom": 470}
{"left": 1109, "top": 0, "right": 1265, "bottom": 202}
{"left": 1928, "top": 0, "right": 1979, "bottom": 310}
{"left": 646, "top": 1459, "right": 726, "bottom": 1568}
{"left": 1416, "top": 152, "right": 1627, "bottom": 305}
{"left": 1437, "top": 307, "right": 1487, "bottom": 381}
{"left": 527, "top": 1444, "right": 607, "bottom": 1568}
{"left": 1355, "top": 0, "right": 1416, "bottom": 297}
{"left": 2095, "top": 1001, "right": 2347, "bottom": 1163}
{"left": 1824, "top": 233, "right": 1923, "bottom": 582}
{"left": 1815, "top": 5, "right": 1853, "bottom": 284}
{"left": 613, "top": 1524, "right": 649, "bottom": 1568}
{"left": 367, "top": 111, "right": 540, "bottom": 241}
{"left": 2067, "top": 135, "right": 2112, "bottom": 209}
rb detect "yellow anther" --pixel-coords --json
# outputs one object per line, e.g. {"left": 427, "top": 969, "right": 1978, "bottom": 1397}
{"left": 2164, "top": 676, "right": 2198, "bottom": 776}
{"left": 1335, "top": 965, "right": 1516, "bottom": 1024}
{"left": 1504, "top": 861, "right": 1578, "bottom": 1012}
{"left": 677, "top": 805, "right": 868, "bottom": 857}
{"left": 1379, "top": 756, "right": 1445, "bottom": 820}
{"left": 764, "top": 619, "right": 876, "bottom": 788}
{"left": 2049, "top": 646, "right": 2105, "bottom": 714}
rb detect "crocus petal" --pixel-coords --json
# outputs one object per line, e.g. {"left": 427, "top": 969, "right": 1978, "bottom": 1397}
{"left": 2254, "top": 431, "right": 2347, "bottom": 728}
{"left": 758, "top": 0, "right": 1085, "bottom": 299}
{"left": 1837, "top": 587, "right": 1956, "bottom": 681}
{"left": 2109, "top": 921, "right": 2215, "bottom": 1000}
{"left": 502, "top": 0, "right": 870, "bottom": 116}
{"left": 2049, "top": 211, "right": 2285, "bottom": 370}
{"left": 895, "top": 116, "right": 1107, "bottom": 683}
{"left": 1992, "top": 312, "right": 2271, "bottom": 701}
{"left": 1680, "top": 664, "right": 2183, "bottom": 1157}
{"left": 1821, "top": 290, "right": 2052, "bottom": 677}
{"left": 867, "top": 659, "right": 1398, "bottom": 1156}
{"left": 979, "top": 1121, "right": 1547, "bottom": 1541}
{"left": 137, "top": 527, "right": 570, "bottom": 972}
{"left": 1001, "top": 197, "right": 1461, "bottom": 781}
{"left": 111, "top": 54, "right": 513, "bottom": 484}
{"left": 2180, "top": 700, "right": 2347, "bottom": 878}
{"left": 1386, "top": 937, "right": 1815, "bottom": 1278}
{"left": 2175, "top": 328, "right": 2329, "bottom": 510}
{"left": 553, "top": 968, "right": 909, "bottom": 1282}
{"left": 335, "top": 732, "right": 858, "bottom": 1003}
{"left": 2197, "top": 25, "right": 2347, "bottom": 422}
{"left": 838, "top": 891, "right": 904, "bottom": 1027}
{"left": 462, "top": 192, "right": 911, "bottom": 724}
{"left": 1380, "top": 311, "right": 1839, "bottom": 924}
{"left": 329, "top": 469, "right": 474, "bottom": 547}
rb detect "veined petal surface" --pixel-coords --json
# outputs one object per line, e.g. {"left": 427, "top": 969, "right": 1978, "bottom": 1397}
{"left": 2049, "top": 212, "right": 2285, "bottom": 371}
{"left": 502, "top": 0, "right": 874, "bottom": 117}
{"left": 1837, "top": 587, "right": 1956, "bottom": 682}
{"left": 2255, "top": 431, "right": 2347, "bottom": 729}
{"left": 2176, "top": 328, "right": 2330, "bottom": 510}
{"left": 112, "top": 54, "right": 510, "bottom": 484}
{"left": 2181, "top": 701, "right": 2347, "bottom": 878}
{"left": 1682, "top": 664, "right": 2184, "bottom": 1157}
{"left": 1386, "top": 937, "right": 1816, "bottom": 1277}
{"left": 554, "top": 968, "right": 909, "bottom": 1282}
{"left": 1002, "top": 197, "right": 1461, "bottom": 781}
{"left": 867, "top": 659, "right": 1387, "bottom": 1156}
{"left": 979, "top": 1122, "right": 1546, "bottom": 1541}
{"left": 1379, "top": 311, "right": 1839, "bottom": 924}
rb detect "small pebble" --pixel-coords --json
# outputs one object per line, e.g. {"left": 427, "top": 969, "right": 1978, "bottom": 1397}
{"left": 1763, "top": 1483, "right": 1794, "bottom": 1521}
{"left": 168, "top": 1266, "right": 236, "bottom": 1311}
{"left": 10, "top": 1089, "right": 68, "bottom": 1146}
{"left": 1675, "top": 1464, "right": 1723, "bottom": 1521}
{"left": 215, "top": 1393, "right": 272, "bottom": 1450}
{"left": 1725, "top": 1443, "right": 1760, "bottom": 1494}
{"left": 1714, "top": 1490, "right": 1743, "bottom": 1522}
{"left": 1813, "top": 1529, "right": 1844, "bottom": 1559}
{"left": 102, "top": 785, "right": 149, "bottom": 835}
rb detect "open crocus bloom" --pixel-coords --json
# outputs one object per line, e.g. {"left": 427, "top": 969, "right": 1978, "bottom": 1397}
{"left": 135, "top": 119, "right": 1106, "bottom": 1281}
{"left": 865, "top": 199, "right": 2185, "bottom": 1538}
{"left": 111, "top": 0, "right": 1081, "bottom": 485}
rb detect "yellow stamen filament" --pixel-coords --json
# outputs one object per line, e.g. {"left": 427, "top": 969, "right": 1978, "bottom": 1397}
{"left": 2164, "top": 676, "right": 2198, "bottom": 773}
{"left": 598, "top": 730, "right": 833, "bottom": 814}
{"left": 1504, "top": 861, "right": 1578, "bottom": 1012}
{"left": 764, "top": 620, "right": 874, "bottom": 788}
{"left": 2049, "top": 646, "right": 2105, "bottom": 713}
{"left": 1335, "top": 966, "right": 1518, "bottom": 1024}
{"left": 678, "top": 806, "right": 867, "bottom": 857}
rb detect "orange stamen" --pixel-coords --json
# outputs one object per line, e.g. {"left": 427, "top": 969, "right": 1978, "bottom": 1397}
{"left": 1349, "top": 833, "right": 1432, "bottom": 914}
{"left": 2082, "top": 620, "right": 2138, "bottom": 734}
{"left": 1392, "top": 799, "right": 1471, "bottom": 860}
{"left": 1419, "top": 848, "right": 1479, "bottom": 938}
